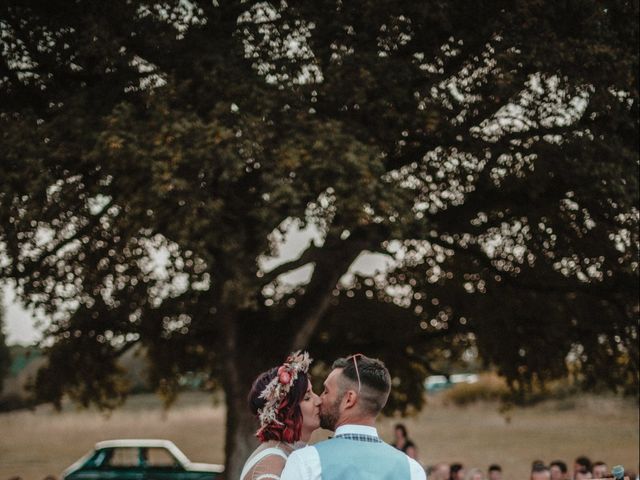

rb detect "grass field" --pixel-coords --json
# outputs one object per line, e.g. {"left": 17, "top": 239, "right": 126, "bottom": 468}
{"left": 0, "top": 393, "right": 637, "bottom": 480}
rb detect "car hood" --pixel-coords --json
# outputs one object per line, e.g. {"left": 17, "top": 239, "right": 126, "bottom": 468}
{"left": 185, "top": 462, "right": 225, "bottom": 473}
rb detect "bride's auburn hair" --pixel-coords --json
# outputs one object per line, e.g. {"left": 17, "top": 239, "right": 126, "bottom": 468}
{"left": 248, "top": 367, "right": 308, "bottom": 443}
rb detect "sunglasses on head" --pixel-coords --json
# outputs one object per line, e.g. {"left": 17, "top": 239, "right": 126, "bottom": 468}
{"left": 346, "top": 353, "right": 363, "bottom": 394}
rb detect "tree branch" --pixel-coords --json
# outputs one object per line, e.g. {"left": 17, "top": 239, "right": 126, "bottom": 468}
{"left": 289, "top": 228, "right": 382, "bottom": 350}
{"left": 3, "top": 198, "right": 115, "bottom": 279}
{"left": 259, "top": 241, "right": 319, "bottom": 286}
{"left": 431, "top": 237, "right": 631, "bottom": 299}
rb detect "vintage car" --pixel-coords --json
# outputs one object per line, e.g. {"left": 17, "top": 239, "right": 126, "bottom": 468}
{"left": 62, "top": 439, "right": 224, "bottom": 480}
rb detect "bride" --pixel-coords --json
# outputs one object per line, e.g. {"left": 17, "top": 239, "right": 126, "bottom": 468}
{"left": 240, "top": 351, "right": 320, "bottom": 480}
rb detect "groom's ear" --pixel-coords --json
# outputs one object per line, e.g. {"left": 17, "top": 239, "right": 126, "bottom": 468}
{"left": 343, "top": 389, "right": 359, "bottom": 409}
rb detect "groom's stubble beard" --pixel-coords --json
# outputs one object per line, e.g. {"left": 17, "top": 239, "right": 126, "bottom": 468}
{"left": 319, "top": 395, "right": 341, "bottom": 431}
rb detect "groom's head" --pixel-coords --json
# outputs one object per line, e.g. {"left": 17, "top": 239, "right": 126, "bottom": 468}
{"left": 319, "top": 354, "right": 391, "bottom": 431}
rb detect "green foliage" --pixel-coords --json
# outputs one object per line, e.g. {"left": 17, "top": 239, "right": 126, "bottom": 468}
{"left": 0, "top": 0, "right": 638, "bottom": 473}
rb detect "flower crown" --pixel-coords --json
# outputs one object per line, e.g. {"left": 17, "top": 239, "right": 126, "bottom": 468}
{"left": 256, "top": 350, "right": 312, "bottom": 436}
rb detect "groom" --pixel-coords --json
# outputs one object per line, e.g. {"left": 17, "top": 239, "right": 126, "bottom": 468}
{"left": 281, "top": 354, "right": 426, "bottom": 480}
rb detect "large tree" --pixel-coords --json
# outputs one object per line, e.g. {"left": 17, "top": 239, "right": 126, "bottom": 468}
{"left": 0, "top": 1, "right": 638, "bottom": 476}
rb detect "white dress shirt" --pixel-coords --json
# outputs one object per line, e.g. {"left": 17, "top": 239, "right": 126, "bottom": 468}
{"left": 280, "top": 424, "right": 426, "bottom": 480}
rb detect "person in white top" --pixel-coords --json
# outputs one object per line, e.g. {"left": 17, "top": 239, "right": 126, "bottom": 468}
{"left": 281, "top": 354, "right": 426, "bottom": 480}
{"left": 240, "top": 351, "right": 321, "bottom": 480}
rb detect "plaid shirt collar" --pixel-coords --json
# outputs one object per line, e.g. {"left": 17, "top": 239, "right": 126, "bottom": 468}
{"left": 334, "top": 433, "right": 383, "bottom": 443}
{"left": 334, "top": 424, "right": 381, "bottom": 443}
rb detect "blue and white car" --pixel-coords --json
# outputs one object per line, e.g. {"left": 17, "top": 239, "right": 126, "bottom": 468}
{"left": 62, "top": 439, "right": 224, "bottom": 480}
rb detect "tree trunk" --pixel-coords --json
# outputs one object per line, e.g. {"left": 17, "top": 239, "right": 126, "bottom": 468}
{"left": 223, "top": 378, "right": 258, "bottom": 480}
{"left": 218, "top": 302, "right": 259, "bottom": 480}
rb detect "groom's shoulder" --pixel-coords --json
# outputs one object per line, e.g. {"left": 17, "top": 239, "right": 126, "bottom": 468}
{"left": 407, "top": 457, "right": 427, "bottom": 480}
{"left": 309, "top": 438, "right": 332, "bottom": 448}
{"left": 284, "top": 443, "right": 321, "bottom": 473}
{"left": 289, "top": 443, "right": 321, "bottom": 460}
{"left": 308, "top": 437, "right": 343, "bottom": 453}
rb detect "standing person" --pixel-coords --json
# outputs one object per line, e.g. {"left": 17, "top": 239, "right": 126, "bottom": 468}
{"left": 392, "top": 423, "right": 418, "bottom": 460}
{"left": 574, "top": 457, "right": 593, "bottom": 479}
{"left": 550, "top": 461, "right": 570, "bottom": 480}
{"left": 575, "top": 469, "right": 593, "bottom": 480}
{"left": 450, "top": 463, "right": 465, "bottom": 480}
{"left": 488, "top": 464, "right": 502, "bottom": 480}
{"left": 531, "top": 465, "right": 552, "bottom": 480}
{"left": 281, "top": 354, "right": 426, "bottom": 480}
{"left": 240, "top": 351, "right": 321, "bottom": 480}
{"left": 431, "top": 463, "right": 451, "bottom": 480}
{"left": 593, "top": 462, "right": 608, "bottom": 479}
{"left": 465, "top": 468, "right": 486, "bottom": 480}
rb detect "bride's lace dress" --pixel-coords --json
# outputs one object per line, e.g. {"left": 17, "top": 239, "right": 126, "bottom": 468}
{"left": 240, "top": 441, "right": 301, "bottom": 480}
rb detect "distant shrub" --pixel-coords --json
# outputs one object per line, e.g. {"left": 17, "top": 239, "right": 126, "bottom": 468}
{"left": 443, "top": 374, "right": 510, "bottom": 405}
{"left": 553, "top": 398, "right": 578, "bottom": 411}
{"left": 443, "top": 373, "right": 589, "bottom": 407}
{"left": 0, "top": 392, "right": 34, "bottom": 412}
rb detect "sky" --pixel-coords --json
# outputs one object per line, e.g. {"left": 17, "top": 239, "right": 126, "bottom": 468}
{"left": 2, "top": 286, "right": 40, "bottom": 345}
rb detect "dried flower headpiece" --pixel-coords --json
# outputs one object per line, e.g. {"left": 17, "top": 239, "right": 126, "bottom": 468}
{"left": 256, "top": 350, "right": 312, "bottom": 436}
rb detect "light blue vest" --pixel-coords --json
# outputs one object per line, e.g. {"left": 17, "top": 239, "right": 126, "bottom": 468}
{"left": 315, "top": 437, "right": 411, "bottom": 480}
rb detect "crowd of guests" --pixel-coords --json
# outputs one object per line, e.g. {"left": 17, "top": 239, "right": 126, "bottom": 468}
{"left": 425, "top": 456, "right": 634, "bottom": 480}
{"left": 391, "top": 423, "right": 637, "bottom": 480}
